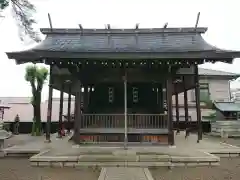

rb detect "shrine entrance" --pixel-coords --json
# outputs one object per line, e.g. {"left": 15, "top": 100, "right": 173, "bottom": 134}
{"left": 6, "top": 25, "right": 240, "bottom": 146}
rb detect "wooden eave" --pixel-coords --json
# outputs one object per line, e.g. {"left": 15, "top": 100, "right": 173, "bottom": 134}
{"left": 6, "top": 50, "right": 238, "bottom": 64}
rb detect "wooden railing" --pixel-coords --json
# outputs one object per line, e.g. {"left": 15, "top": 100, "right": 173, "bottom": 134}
{"left": 79, "top": 114, "right": 168, "bottom": 129}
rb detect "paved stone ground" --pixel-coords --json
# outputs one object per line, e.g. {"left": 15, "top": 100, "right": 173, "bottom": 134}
{"left": 5, "top": 132, "right": 240, "bottom": 154}
{"left": 4, "top": 134, "right": 42, "bottom": 148}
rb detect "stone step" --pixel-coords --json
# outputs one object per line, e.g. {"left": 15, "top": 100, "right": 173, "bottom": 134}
{"left": 78, "top": 154, "right": 170, "bottom": 162}
{"left": 98, "top": 167, "right": 152, "bottom": 180}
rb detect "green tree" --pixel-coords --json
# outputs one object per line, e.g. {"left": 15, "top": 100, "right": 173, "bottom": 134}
{"left": 0, "top": 0, "right": 40, "bottom": 42}
{"left": 25, "top": 65, "right": 48, "bottom": 136}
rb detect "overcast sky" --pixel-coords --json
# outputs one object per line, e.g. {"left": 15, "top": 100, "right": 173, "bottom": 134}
{"left": 0, "top": 0, "right": 240, "bottom": 101}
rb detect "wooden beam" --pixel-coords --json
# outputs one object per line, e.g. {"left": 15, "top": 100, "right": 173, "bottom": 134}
{"left": 67, "top": 84, "right": 72, "bottom": 134}
{"left": 194, "top": 65, "right": 202, "bottom": 142}
{"left": 58, "top": 82, "right": 64, "bottom": 138}
{"left": 167, "top": 67, "right": 174, "bottom": 145}
{"left": 46, "top": 65, "right": 53, "bottom": 142}
{"left": 175, "top": 84, "right": 180, "bottom": 134}
{"left": 183, "top": 76, "right": 189, "bottom": 138}
{"left": 73, "top": 81, "right": 82, "bottom": 144}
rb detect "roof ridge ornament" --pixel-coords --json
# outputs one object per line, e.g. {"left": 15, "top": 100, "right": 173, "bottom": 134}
{"left": 194, "top": 12, "right": 201, "bottom": 32}
{"left": 135, "top": 23, "right": 139, "bottom": 45}
{"left": 162, "top": 22, "right": 168, "bottom": 39}
{"left": 163, "top": 23, "right": 168, "bottom": 31}
{"left": 192, "top": 12, "right": 201, "bottom": 43}
{"left": 105, "top": 24, "right": 111, "bottom": 46}
{"left": 78, "top": 24, "right": 83, "bottom": 36}
{"left": 135, "top": 23, "right": 139, "bottom": 30}
{"left": 47, "top": 13, "right": 53, "bottom": 31}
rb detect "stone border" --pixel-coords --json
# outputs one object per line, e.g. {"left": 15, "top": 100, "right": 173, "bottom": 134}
{"left": 30, "top": 152, "right": 220, "bottom": 168}
{"left": 143, "top": 168, "right": 155, "bottom": 180}
{"left": 220, "top": 142, "right": 240, "bottom": 148}
{"left": 98, "top": 168, "right": 107, "bottom": 180}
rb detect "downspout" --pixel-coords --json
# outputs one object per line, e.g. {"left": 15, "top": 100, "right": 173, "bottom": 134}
{"left": 228, "top": 80, "right": 232, "bottom": 102}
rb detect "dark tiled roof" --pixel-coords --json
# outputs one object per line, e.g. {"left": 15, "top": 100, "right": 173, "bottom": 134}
{"left": 214, "top": 102, "right": 240, "bottom": 112}
{"left": 198, "top": 68, "right": 239, "bottom": 76}
{"left": 30, "top": 28, "right": 215, "bottom": 53}
{"left": 6, "top": 27, "right": 240, "bottom": 62}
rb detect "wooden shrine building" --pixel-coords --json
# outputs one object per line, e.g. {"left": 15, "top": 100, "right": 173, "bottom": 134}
{"left": 6, "top": 26, "right": 240, "bottom": 146}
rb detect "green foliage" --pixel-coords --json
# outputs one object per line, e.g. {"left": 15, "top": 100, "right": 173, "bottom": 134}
{"left": 25, "top": 65, "right": 48, "bottom": 136}
{"left": 0, "top": 0, "right": 9, "bottom": 9}
{"left": 202, "top": 112, "right": 217, "bottom": 122}
{"left": 209, "top": 112, "right": 216, "bottom": 118}
{"left": 0, "top": 0, "right": 40, "bottom": 42}
{"left": 203, "top": 99, "right": 214, "bottom": 109}
{"left": 25, "top": 65, "right": 48, "bottom": 92}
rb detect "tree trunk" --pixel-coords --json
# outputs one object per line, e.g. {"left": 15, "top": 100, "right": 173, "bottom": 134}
{"left": 34, "top": 91, "right": 42, "bottom": 136}
{"left": 31, "top": 104, "right": 36, "bottom": 136}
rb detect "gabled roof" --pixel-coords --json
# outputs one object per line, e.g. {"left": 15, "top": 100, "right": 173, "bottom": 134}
{"left": 198, "top": 68, "right": 238, "bottom": 77}
{"left": 214, "top": 102, "right": 240, "bottom": 112}
{"left": 23, "top": 28, "right": 212, "bottom": 53}
{"left": 6, "top": 27, "right": 240, "bottom": 63}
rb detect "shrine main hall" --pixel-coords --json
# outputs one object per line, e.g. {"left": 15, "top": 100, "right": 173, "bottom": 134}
{"left": 6, "top": 25, "right": 240, "bottom": 146}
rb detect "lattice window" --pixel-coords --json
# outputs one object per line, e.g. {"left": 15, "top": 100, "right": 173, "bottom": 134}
{"left": 108, "top": 87, "right": 114, "bottom": 103}
{"left": 132, "top": 87, "right": 138, "bottom": 103}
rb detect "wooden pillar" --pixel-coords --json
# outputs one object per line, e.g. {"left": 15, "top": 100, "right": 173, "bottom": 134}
{"left": 67, "top": 84, "right": 72, "bottom": 134}
{"left": 167, "top": 67, "right": 174, "bottom": 145}
{"left": 175, "top": 92, "right": 180, "bottom": 134}
{"left": 46, "top": 65, "right": 53, "bottom": 142}
{"left": 194, "top": 65, "right": 202, "bottom": 142}
{"left": 58, "top": 82, "right": 64, "bottom": 138}
{"left": 123, "top": 70, "right": 128, "bottom": 149}
{"left": 73, "top": 80, "right": 82, "bottom": 144}
{"left": 183, "top": 76, "right": 189, "bottom": 138}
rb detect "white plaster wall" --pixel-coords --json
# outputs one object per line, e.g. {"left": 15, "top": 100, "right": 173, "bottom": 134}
{"left": 208, "top": 79, "right": 230, "bottom": 102}
{"left": 172, "top": 79, "right": 230, "bottom": 105}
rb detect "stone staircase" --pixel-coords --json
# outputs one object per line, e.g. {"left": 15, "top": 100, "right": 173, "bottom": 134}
{"left": 98, "top": 167, "right": 153, "bottom": 180}
{"left": 30, "top": 148, "right": 219, "bottom": 168}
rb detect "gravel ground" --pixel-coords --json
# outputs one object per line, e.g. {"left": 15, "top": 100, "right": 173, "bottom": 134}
{"left": 0, "top": 158, "right": 100, "bottom": 180}
{"left": 151, "top": 135, "right": 240, "bottom": 180}
{"left": 150, "top": 157, "right": 240, "bottom": 180}
{"left": 1, "top": 135, "right": 100, "bottom": 180}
